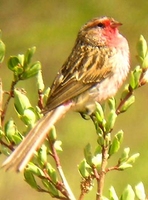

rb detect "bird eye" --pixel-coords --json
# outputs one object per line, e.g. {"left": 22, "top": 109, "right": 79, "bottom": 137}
{"left": 97, "top": 23, "right": 105, "bottom": 28}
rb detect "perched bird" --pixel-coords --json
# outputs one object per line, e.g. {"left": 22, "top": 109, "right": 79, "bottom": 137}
{"left": 2, "top": 16, "right": 130, "bottom": 171}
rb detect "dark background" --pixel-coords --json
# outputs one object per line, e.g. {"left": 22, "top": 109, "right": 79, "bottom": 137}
{"left": 0, "top": 1, "right": 148, "bottom": 199}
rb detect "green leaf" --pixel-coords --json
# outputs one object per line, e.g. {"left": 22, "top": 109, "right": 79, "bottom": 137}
{"left": 120, "top": 185, "right": 135, "bottom": 200}
{"left": 18, "top": 54, "right": 24, "bottom": 66}
{"left": 94, "top": 145, "right": 102, "bottom": 155}
{"left": 84, "top": 143, "right": 93, "bottom": 166}
{"left": 120, "top": 95, "right": 135, "bottom": 113}
{"left": 5, "top": 119, "right": 16, "bottom": 139}
{"left": 109, "top": 130, "right": 123, "bottom": 157}
{"left": 96, "top": 126, "right": 104, "bottom": 135}
{"left": 21, "top": 61, "right": 41, "bottom": 79}
{"left": 108, "top": 98, "right": 116, "bottom": 110}
{"left": 97, "top": 133, "right": 104, "bottom": 146}
{"left": 78, "top": 159, "right": 92, "bottom": 177}
{"left": 142, "top": 53, "right": 148, "bottom": 69}
{"left": 104, "top": 133, "right": 111, "bottom": 146}
{"left": 4, "top": 119, "right": 23, "bottom": 144}
{"left": 95, "top": 102, "right": 105, "bottom": 125}
{"left": 21, "top": 108, "right": 37, "bottom": 126}
{"left": 116, "top": 130, "right": 124, "bottom": 143}
{"left": 46, "top": 163, "right": 58, "bottom": 184}
{"left": 129, "top": 66, "right": 142, "bottom": 89}
{"left": 22, "top": 108, "right": 36, "bottom": 124}
{"left": 38, "top": 144, "right": 47, "bottom": 165}
{"left": 26, "top": 162, "right": 44, "bottom": 176}
{"left": 105, "top": 110, "right": 117, "bottom": 132}
{"left": 119, "top": 147, "right": 130, "bottom": 163}
{"left": 8, "top": 56, "right": 23, "bottom": 74}
{"left": 118, "top": 163, "right": 132, "bottom": 170}
{"left": 109, "top": 186, "right": 119, "bottom": 200}
{"left": 36, "top": 70, "right": 44, "bottom": 91}
{"left": 49, "top": 126, "right": 57, "bottom": 143}
{"left": 0, "top": 37, "right": 5, "bottom": 63}
{"left": 24, "top": 46, "right": 36, "bottom": 68}
{"left": 42, "top": 179, "right": 59, "bottom": 197}
{"left": 120, "top": 85, "right": 130, "bottom": 100}
{"left": 137, "top": 35, "right": 147, "bottom": 60}
{"left": 14, "top": 89, "right": 31, "bottom": 115}
{"left": 43, "top": 87, "right": 50, "bottom": 105}
{"left": 126, "top": 153, "right": 140, "bottom": 164}
{"left": 11, "top": 133, "right": 23, "bottom": 144}
{"left": 135, "top": 182, "right": 146, "bottom": 199}
{"left": 54, "top": 140, "right": 62, "bottom": 152}
{"left": 109, "top": 136, "right": 120, "bottom": 156}
{"left": 24, "top": 170, "right": 39, "bottom": 190}
{"left": 129, "top": 71, "right": 135, "bottom": 89}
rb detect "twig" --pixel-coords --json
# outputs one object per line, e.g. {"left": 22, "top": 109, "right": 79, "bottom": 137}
{"left": 1, "top": 80, "right": 18, "bottom": 125}
{"left": 116, "top": 69, "right": 148, "bottom": 115}
{"left": 0, "top": 140, "right": 14, "bottom": 151}
{"left": 78, "top": 192, "right": 85, "bottom": 200}
{"left": 105, "top": 165, "right": 119, "bottom": 173}
{"left": 49, "top": 137, "right": 76, "bottom": 200}
{"left": 43, "top": 169, "right": 70, "bottom": 199}
{"left": 90, "top": 114, "right": 109, "bottom": 200}
{"left": 96, "top": 146, "right": 108, "bottom": 200}
{"left": 57, "top": 166, "right": 76, "bottom": 200}
{"left": 116, "top": 86, "right": 133, "bottom": 115}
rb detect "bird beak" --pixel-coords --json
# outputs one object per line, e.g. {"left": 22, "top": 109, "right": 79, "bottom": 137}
{"left": 110, "top": 19, "right": 122, "bottom": 28}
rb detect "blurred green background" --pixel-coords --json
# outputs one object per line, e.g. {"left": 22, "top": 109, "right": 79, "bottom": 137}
{"left": 0, "top": 0, "right": 148, "bottom": 199}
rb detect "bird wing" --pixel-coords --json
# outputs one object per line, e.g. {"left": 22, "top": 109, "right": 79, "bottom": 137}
{"left": 45, "top": 44, "right": 114, "bottom": 112}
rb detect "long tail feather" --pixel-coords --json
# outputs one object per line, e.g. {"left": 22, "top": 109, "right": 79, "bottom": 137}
{"left": 2, "top": 103, "right": 72, "bottom": 171}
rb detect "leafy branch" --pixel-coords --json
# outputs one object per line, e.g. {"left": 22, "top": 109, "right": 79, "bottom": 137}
{"left": 0, "top": 32, "right": 148, "bottom": 200}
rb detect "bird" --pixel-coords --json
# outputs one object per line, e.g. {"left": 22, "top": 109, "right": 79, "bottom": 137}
{"left": 2, "top": 16, "right": 130, "bottom": 171}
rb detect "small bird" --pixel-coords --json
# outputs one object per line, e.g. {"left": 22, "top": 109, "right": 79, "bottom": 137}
{"left": 2, "top": 16, "right": 130, "bottom": 171}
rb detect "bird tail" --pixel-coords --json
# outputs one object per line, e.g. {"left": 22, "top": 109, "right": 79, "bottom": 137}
{"left": 2, "top": 103, "right": 72, "bottom": 171}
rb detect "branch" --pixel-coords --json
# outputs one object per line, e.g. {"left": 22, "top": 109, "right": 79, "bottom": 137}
{"left": 96, "top": 146, "right": 108, "bottom": 200}
{"left": 1, "top": 80, "right": 18, "bottom": 125}
{"left": 49, "top": 137, "right": 76, "bottom": 200}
